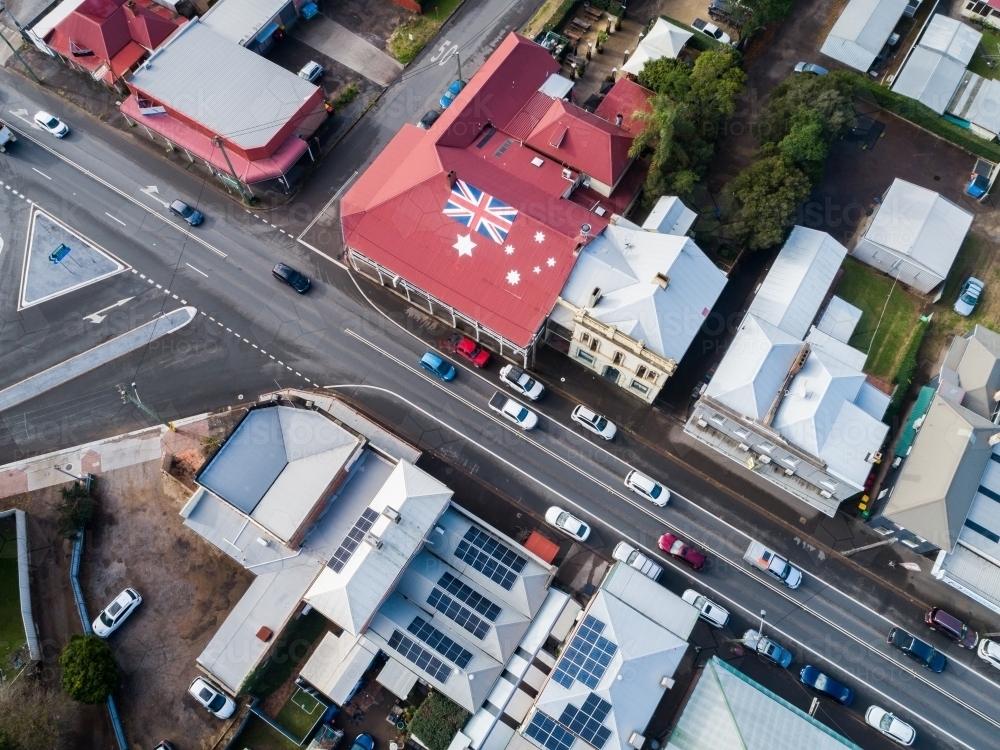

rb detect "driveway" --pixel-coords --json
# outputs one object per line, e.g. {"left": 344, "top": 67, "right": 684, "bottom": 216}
{"left": 292, "top": 15, "right": 403, "bottom": 86}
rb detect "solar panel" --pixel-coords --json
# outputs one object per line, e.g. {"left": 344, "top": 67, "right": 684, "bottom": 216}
{"left": 438, "top": 572, "right": 502, "bottom": 621}
{"left": 407, "top": 616, "right": 473, "bottom": 669}
{"left": 454, "top": 527, "right": 526, "bottom": 590}
{"left": 526, "top": 712, "right": 575, "bottom": 750}
{"left": 559, "top": 694, "right": 613, "bottom": 749}
{"left": 329, "top": 507, "right": 380, "bottom": 573}
{"left": 427, "top": 588, "right": 490, "bottom": 639}
{"left": 551, "top": 616, "right": 617, "bottom": 689}
{"left": 387, "top": 630, "right": 452, "bottom": 682}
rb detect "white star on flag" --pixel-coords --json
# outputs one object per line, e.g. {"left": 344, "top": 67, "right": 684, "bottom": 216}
{"left": 533, "top": 266, "right": 541, "bottom": 274}
{"left": 505, "top": 244, "right": 515, "bottom": 255}
{"left": 534, "top": 231, "right": 546, "bottom": 243}
{"left": 506, "top": 269, "right": 520, "bottom": 285}
{"left": 547, "top": 257, "right": 556, "bottom": 267}
{"left": 453, "top": 233, "right": 476, "bottom": 257}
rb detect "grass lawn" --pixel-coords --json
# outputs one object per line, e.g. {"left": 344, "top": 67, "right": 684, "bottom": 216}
{"left": 232, "top": 715, "right": 301, "bottom": 750}
{"left": 389, "top": 0, "right": 465, "bottom": 64}
{"left": 241, "top": 609, "right": 329, "bottom": 698}
{"left": 274, "top": 688, "right": 326, "bottom": 741}
{"left": 969, "top": 26, "right": 1000, "bottom": 80}
{"left": 0, "top": 516, "right": 27, "bottom": 677}
{"left": 833, "top": 258, "right": 924, "bottom": 380}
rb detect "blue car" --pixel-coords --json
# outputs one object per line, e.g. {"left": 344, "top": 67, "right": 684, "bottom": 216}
{"left": 440, "top": 79, "right": 465, "bottom": 109}
{"left": 799, "top": 665, "right": 854, "bottom": 705}
{"left": 351, "top": 735, "right": 375, "bottom": 750}
{"left": 420, "top": 352, "right": 456, "bottom": 381}
{"left": 744, "top": 629, "right": 793, "bottom": 668}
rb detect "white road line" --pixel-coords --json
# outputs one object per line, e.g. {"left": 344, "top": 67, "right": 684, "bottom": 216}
{"left": 105, "top": 213, "right": 126, "bottom": 226}
{"left": 31, "top": 168, "right": 50, "bottom": 179}
{"left": 185, "top": 263, "right": 208, "bottom": 277}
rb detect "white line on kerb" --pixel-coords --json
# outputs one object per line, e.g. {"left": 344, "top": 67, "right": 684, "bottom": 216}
{"left": 185, "top": 263, "right": 208, "bottom": 277}
{"left": 32, "top": 168, "right": 51, "bottom": 180}
{"left": 105, "top": 213, "right": 126, "bottom": 226}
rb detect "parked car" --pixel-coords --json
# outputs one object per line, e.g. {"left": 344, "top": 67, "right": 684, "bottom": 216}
{"left": 440, "top": 79, "right": 466, "bottom": 108}
{"left": 153, "top": 743, "right": 176, "bottom": 750}
{"left": 419, "top": 352, "right": 456, "bottom": 381}
{"left": 571, "top": 405, "right": 616, "bottom": 440}
{"left": 794, "top": 62, "right": 828, "bottom": 75}
{"left": 887, "top": 627, "right": 946, "bottom": 672}
{"left": 545, "top": 506, "right": 591, "bottom": 541}
{"left": 743, "top": 629, "right": 793, "bottom": 668}
{"left": 799, "top": 665, "right": 853, "bottom": 705}
{"left": 443, "top": 332, "right": 490, "bottom": 367}
{"left": 500, "top": 364, "right": 545, "bottom": 400}
{"left": 188, "top": 677, "right": 236, "bottom": 718}
{"left": 612, "top": 541, "right": 663, "bottom": 580}
{"left": 682, "top": 589, "right": 730, "bottom": 628}
{"left": 298, "top": 61, "right": 324, "bottom": 82}
{"left": 978, "top": 638, "right": 1000, "bottom": 669}
{"left": 351, "top": 734, "right": 376, "bottom": 750}
{"left": 417, "top": 110, "right": 441, "bottom": 130}
{"left": 691, "top": 362, "right": 717, "bottom": 399}
{"left": 925, "top": 606, "right": 978, "bottom": 648}
{"left": 272, "top": 262, "right": 311, "bottom": 293}
{"left": 691, "top": 18, "right": 731, "bottom": 45}
{"left": 168, "top": 199, "right": 203, "bottom": 226}
{"left": 865, "top": 706, "right": 915, "bottom": 746}
{"left": 954, "top": 277, "right": 984, "bottom": 316}
{"left": 624, "top": 470, "right": 669, "bottom": 506}
{"left": 488, "top": 392, "right": 538, "bottom": 429}
{"left": 658, "top": 533, "right": 706, "bottom": 571}
{"left": 92, "top": 588, "right": 142, "bottom": 637}
{"left": 34, "top": 110, "right": 69, "bottom": 137}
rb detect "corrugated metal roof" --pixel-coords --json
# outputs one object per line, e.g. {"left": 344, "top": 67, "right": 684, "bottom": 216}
{"left": 804, "top": 327, "right": 868, "bottom": 371}
{"left": 938, "top": 543, "right": 1000, "bottom": 612}
{"left": 594, "top": 77, "right": 654, "bottom": 136}
{"left": 641, "top": 195, "right": 696, "bottom": 235}
{"left": 894, "top": 385, "right": 936, "bottom": 457}
{"left": 816, "top": 296, "right": 862, "bottom": 344}
{"left": 601, "top": 562, "right": 699, "bottom": 639}
{"left": 200, "top": 0, "right": 291, "bottom": 46}
{"left": 820, "top": 0, "right": 909, "bottom": 71}
{"left": 300, "top": 632, "right": 378, "bottom": 704}
{"left": 920, "top": 14, "right": 981, "bottom": 63}
{"left": 948, "top": 72, "right": 1000, "bottom": 134}
{"left": 892, "top": 45, "right": 967, "bottom": 114}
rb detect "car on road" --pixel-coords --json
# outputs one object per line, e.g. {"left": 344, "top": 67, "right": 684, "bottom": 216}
{"left": 925, "top": 606, "right": 978, "bottom": 648}
{"left": 658, "top": 533, "right": 706, "bottom": 571}
{"left": 488, "top": 392, "right": 538, "bottom": 429}
{"left": 545, "top": 506, "right": 591, "bottom": 541}
{"left": 92, "top": 588, "right": 142, "bottom": 637}
{"left": 743, "top": 629, "right": 793, "bottom": 668}
{"left": 272, "top": 262, "right": 311, "bottom": 293}
{"left": 298, "top": 61, "right": 324, "bottom": 82}
{"left": 682, "top": 589, "right": 729, "bottom": 628}
{"left": 954, "top": 277, "right": 984, "bottom": 316}
{"left": 443, "top": 333, "right": 490, "bottom": 367}
{"left": 500, "top": 364, "right": 545, "bottom": 400}
{"left": 794, "top": 62, "right": 828, "bottom": 75}
{"left": 34, "top": 110, "right": 69, "bottom": 137}
{"left": 571, "top": 405, "right": 616, "bottom": 440}
{"left": 440, "top": 79, "right": 465, "bottom": 108}
{"left": 887, "top": 627, "right": 946, "bottom": 672}
{"left": 351, "top": 734, "right": 376, "bottom": 750}
{"left": 168, "top": 199, "right": 204, "bottom": 226}
{"left": 978, "top": 638, "right": 1000, "bottom": 669}
{"left": 798, "top": 665, "right": 853, "bottom": 705}
{"left": 865, "top": 706, "right": 915, "bottom": 746}
{"left": 419, "top": 352, "right": 455, "bottom": 381}
{"left": 417, "top": 110, "right": 441, "bottom": 130}
{"left": 188, "top": 676, "right": 236, "bottom": 718}
{"left": 624, "top": 470, "right": 669, "bottom": 506}
{"left": 612, "top": 541, "right": 662, "bottom": 580}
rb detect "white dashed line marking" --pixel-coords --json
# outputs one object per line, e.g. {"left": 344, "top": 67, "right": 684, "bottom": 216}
{"left": 32, "top": 168, "right": 51, "bottom": 180}
{"left": 105, "top": 213, "right": 126, "bottom": 226}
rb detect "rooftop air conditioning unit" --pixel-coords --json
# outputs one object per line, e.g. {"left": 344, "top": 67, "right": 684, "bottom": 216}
{"left": 305, "top": 400, "right": 315, "bottom": 409}
{"left": 628, "top": 733, "right": 645, "bottom": 749}
{"left": 784, "top": 468, "right": 794, "bottom": 476}
{"left": 738, "top": 443, "right": 750, "bottom": 452}
{"left": 696, "top": 418, "right": 708, "bottom": 428}
{"left": 256, "top": 537, "right": 270, "bottom": 547}
{"left": 382, "top": 507, "right": 401, "bottom": 524}
{"left": 562, "top": 168, "right": 573, "bottom": 180}
{"left": 819, "top": 490, "right": 833, "bottom": 499}
{"left": 758, "top": 455, "right": 771, "bottom": 464}
{"left": 364, "top": 533, "right": 383, "bottom": 550}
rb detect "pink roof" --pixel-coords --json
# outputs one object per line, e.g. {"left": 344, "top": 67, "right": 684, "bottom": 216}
{"left": 594, "top": 78, "right": 654, "bottom": 136}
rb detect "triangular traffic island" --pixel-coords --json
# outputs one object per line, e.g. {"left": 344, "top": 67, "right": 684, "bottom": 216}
{"left": 19, "top": 206, "right": 128, "bottom": 309}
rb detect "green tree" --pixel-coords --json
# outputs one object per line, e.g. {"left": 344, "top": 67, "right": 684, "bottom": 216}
{"left": 777, "top": 110, "right": 828, "bottom": 177}
{"left": 55, "top": 481, "right": 96, "bottom": 539}
{"left": 725, "top": 152, "right": 811, "bottom": 249}
{"left": 408, "top": 693, "right": 471, "bottom": 750}
{"left": 636, "top": 56, "right": 690, "bottom": 99}
{"left": 59, "top": 635, "right": 118, "bottom": 704}
{"left": 755, "top": 71, "right": 856, "bottom": 146}
{"left": 0, "top": 732, "right": 19, "bottom": 750}
{"left": 739, "top": 0, "right": 793, "bottom": 35}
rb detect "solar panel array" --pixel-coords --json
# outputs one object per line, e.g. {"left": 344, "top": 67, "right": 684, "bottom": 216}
{"left": 407, "top": 616, "right": 473, "bottom": 669}
{"left": 559, "top": 694, "right": 613, "bottom": 749}
{"left": 526, "top": 712, "right": 575, "bottom": 750}
{"left": 551, "top": 616, "right": 617, "bottom": 689}
{"left": 427, "top": 588, "right": 491, "bottom": 639}
{"left": 454, "top": 527, "right": 526, "bottom": 590}
{"left": 329, "top": 508, "right": 380, "bottom": 572}
{"left": 438, "top": 572, "right": 502, "bottom": 621}
{"left": 387, "top": 630, "right": 452, "bottom": 682}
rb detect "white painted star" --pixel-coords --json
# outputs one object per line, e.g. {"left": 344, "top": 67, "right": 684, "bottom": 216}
{"left": 453, "top": 233, "right": 476, "bottom": 257}
{"left": 505, "top": 244, "right": 515, "bottom": 255}
{"left": 534, "top": 231, "right": 546, "bottom": 243}
{"left": 546, "top": 257, "right": 556, "bottom": 267}
{"left": 533, "top": 266, "right": 541, "bottom": 274}
{"left": 506, "top": 269, "right": 521, "bottom": 285}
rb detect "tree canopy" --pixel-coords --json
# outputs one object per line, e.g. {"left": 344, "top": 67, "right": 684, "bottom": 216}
{"left": 56, "top": 481, "right": 96, "bottom": 539}
{"left": 754, "top": 71, "right": 856, "bottom": 147}
{"left": 59, "top": 635, "right": 118, "bottom": 704}
{"left": 725, "top": 151, "right": 811, "bottom": 249}
{"left": 408, "top": 692, "right": 471, "bottom": 750}
{"left": 739, "top": 0, "right": 793, "bottom": 35}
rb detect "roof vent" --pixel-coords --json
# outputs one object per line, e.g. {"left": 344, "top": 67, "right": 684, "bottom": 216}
{"left": 382, "top": 507, "right": 401, "bottom": 524}
{"left": 588, "top": 287, "right": 602, "bottom": 307}
{"left": 581, "top": 223, "right": 592, "bottom": 239}
{"left": 364, "top": 532, "right": 383, "bottom": 550}
{"left": 256, "top": 537, "right": 270, "bottom": 547}
{"left": 819, "top": 490, "right": 833, "bottom": 499}
{"left": 562, "top": 168, "right": 574, "bottom": 180}
{"left": 531, "top": 157, "right": 544, "bottom": 167}
{"left": 653, "top": 272, "right": 669, "bottom": 290}
{"left": 616, "top": 114, "right": 623, "bottom": 128}
{"left": 660, "top": 676, "right": 675, "bottom": 689}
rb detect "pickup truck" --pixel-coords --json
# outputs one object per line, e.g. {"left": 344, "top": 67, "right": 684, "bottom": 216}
{"left": 692, "top": 18, "right": 732, "bottom": 45}
{"left": 0, "top": 121, "right": 16, "bottom": 153}
{"left": 488, "top": 392, "right": 538, "bottom": 430}
{"left": 500, "top": 364, "right": 545, "bottom": 400}
{"left": 744, "top": 540, "right": 802, "bottom": 588}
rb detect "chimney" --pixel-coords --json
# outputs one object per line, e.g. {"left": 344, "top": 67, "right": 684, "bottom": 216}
{"left": 447, "top": 170, "right": 456, "bottom": 187}
{"left": 653, "top": 272, "right": 669, "bottom": 290}
{"left": 588, "top": 287, "right": 602, "bottom": 307}
{"left": 581, "top": 223, "right": 592, "bottom": 239}
{"left": 616, "top": 113, "right": 623, "bottom": 128}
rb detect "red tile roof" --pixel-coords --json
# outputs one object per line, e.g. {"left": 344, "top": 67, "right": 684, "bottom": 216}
{"left": 594, "top": 78, "right": 654, "bottom": 136}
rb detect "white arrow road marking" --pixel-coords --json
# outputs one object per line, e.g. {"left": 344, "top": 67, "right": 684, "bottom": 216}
{"left": 9, "top": 109, "right": 41, "bottom": 130}
{"left": 140, "top": 185, "right": 169, "bottom": 207}
{"left": 82, "top": 297, "right": 134, "bottom": 323}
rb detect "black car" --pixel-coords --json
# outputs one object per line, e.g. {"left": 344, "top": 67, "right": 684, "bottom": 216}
{"left": 888, "top": 627, "right": 946, "bottom": 672}
{"left": 417, "top": 110, "right": 441, "bottom": 130}
{"left": 272, "top": 263, "right": 311, "bottom": 293}
{"left": 799, "top": 665, "right": 854, "bottom": 705}
{"left": 168, "top": 199, "right": 203, "bottom": 226}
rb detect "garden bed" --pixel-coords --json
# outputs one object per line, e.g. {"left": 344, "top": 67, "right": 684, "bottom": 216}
{"left": 0, "top": 514, "right": 27, "bottom": 681}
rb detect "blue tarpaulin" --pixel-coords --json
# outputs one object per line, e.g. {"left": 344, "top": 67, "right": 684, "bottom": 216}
{"left": 257, "top": 20, "right": 280, "bottom": 42}
{"left": 301, "top": 2, "right": 318, "bottom": 18}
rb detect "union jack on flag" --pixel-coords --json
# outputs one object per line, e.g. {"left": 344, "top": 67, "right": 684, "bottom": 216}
{"left": 443, "top": 179, "right": 518, "bottom": 244}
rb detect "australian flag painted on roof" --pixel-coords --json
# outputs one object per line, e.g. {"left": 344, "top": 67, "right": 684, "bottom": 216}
{"left": 443, "top": 179, "right": 518, "bottom": 244}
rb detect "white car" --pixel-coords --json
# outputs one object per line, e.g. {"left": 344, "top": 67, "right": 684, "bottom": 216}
{"left": 624, "top": 470, "right": 669, "bottom": 506}
{"left": 189, "top": 677, "right": 236, "bottom": 719}
{"left": 488, "top": 392, "right": 538, "bottom": 429}
{"left": 865, "top": 706, "right": 915, "bottom": 746}
{"left": 544, "top": 506, "right": 590, "bottom": 541}
{"left": 954, "top": 277, "right": 983, "bottom": 316}
{"left": 298, "top": 61, "right": 324, "bottom": 82}
{"left": 34, "top": 111, "right": 69, "bottom": 137}
{"left": 682, "top": 589, "right": 730, "bottom": 628}
{"left": 978, "top": 638, "right": 1000, "bottom": 669}
{"left": 571, "top": 405, "right": 616, "bottom": 440}
{"left": 500, "top": 364, "right": 545, "bottom": 400}
{"left": 92, "top": 588, "right": 141, "bottom": 637}
{"left": 612, "top": 541, "right": 663, "bottom": 580}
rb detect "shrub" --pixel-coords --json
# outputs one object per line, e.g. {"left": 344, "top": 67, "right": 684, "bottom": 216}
{"left": 408, "top": 693, "right": 471, "bottom": 750}
{"left": 334, "top": 83, "right": 360, "bottom": 113}
{"left": 59, "top": 635, "right": 118, "bottom": 704}
{"left": 542, "top": 0, "right": 579, "bottom": 33}
{"left": 56, "top": 481, "right": 96, "bottom": 539}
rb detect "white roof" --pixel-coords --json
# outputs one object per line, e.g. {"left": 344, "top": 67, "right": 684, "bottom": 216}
{"left": 820, "top": 0, "right": 909, "bottom": 71}
{"left": 539, "top": 73, "right": 575, "bottom": 99}
{"left": 747, "top": 226, "right": 847, "bottom": 340}
{"left": 804, "top": 327, "right": 868, "bottom": 371}
{"left": 706, "top": 315, "right": 803, "bottom": 419}
{"left": 621, "top": 18, "right": 692, "bottom": 74}
{"left": 377, "top": 658, "right": 420, "bottom": 699}
{"left": 600, "top": 563, "right": 698, "bottom": 640}
{"left": 891, "top": 45, "right": 967, "bottom": 114}
{"left": 864, "top": 179, "right": 974, "bottom": 279}
{"left": 816, "top": 296, "right": 862, "bottom": 344}
{"left": 948, "top": 73, "right": 1000, "bottom": 135}
{"left": 920, "top": 14, "right": 981, "bottom": 64}
{"left": 641, "top": 196, "right": 697, "bottom": 236}
{"left": 300, "top": 631, "right": 378, "bottom": 705}
{"left": 31, "top": 0, "right": 88, "bottom": 40}
{"left": 201, "top": 0, "right": 292, "bottom": 46}
{"left": 855, "top": 381, "right": 892, "bottom": 421}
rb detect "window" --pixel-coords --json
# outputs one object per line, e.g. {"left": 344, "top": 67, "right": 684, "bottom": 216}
{"left": 758, "top": 441, "right": 775, "bottom": 453}
{"left": 710, "top": 413, "right": 725, "bottom": 426}
{"left": 645, "top": 369, "right": 658, "bottom": 382}
{"left": 581, "top": 332, "right": 590, "bottom": 343}
{"left": 820, "top": 479, "right": 838, "bottom": 492}
{"left": 734, "top": 427, "right": 750, "bottom": 439}
{"left": 589, "top": 337, "right": 599, "bottom": 352}
{"left": 576, "top": 349, "right": 595, "bottom": 364}
{"left": 612, "top": 351, "right": 624, "bottom": 365}
{"left": 782, "top": 456, "right": 799, "bottom": 468}
{"left": 630, "top": 380, "right": 649, "bottom": 394}
{"left": 636, "top": 365, "right": 647, "bottom": 378}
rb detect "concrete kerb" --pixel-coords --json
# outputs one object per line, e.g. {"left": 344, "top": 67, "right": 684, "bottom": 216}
{"left": 0, "top": 508, "right": 40, "bottom": 662}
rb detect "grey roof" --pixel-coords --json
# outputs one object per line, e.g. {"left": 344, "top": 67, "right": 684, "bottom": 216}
{"left": 958, "top": 445, "right": 1000, "bottom": 561}
{"left": 129, "top": 19, "right": 320, "bottom": 149}
{"left": 641, "top": 196, "right": 697, "bottom": 236}
{"left": 935, "top": 543, "right": 1000, "bottom": 613}
{"left": 377, "top": 657, "right": 421, "bottom": 699}
{"left": 666, "top": 657, "right": 862, "bottom": 750}
{"left": 948, "top": 73, "right": 1000, "bottom": 135}
{"left": 300, "top": 631, "right": 378, "bottom": 705}
{"left": 804, "top": 327, "right": 867, "bottom": 371}
{"left": 816, "top": 296, "right": 862, "bottom": 344}
{"left": 200, "top": 0, "right": 292, "bottom": 46}
{"left": 600, "top": 562, "right": 698, "bottom": 640}
{"left": 885, "top": 394, "right": 1000, "bottom": 550}
{"left": 892, "top": 45, "right": 967, "bottom": 114}
{"left": 941, "top": 326, "right": 1000, "bottom": 419}
{"left": 920, "top": 14, "right": 981, "bottom": 63}
{"left": 820, "top": 0, "right": 909, "bottom": 71}
{"left": 855, "top": 381, "right": 891, "bottom": 421}
{"left": 747, "top": 226, "right": 847, "bottom": 340}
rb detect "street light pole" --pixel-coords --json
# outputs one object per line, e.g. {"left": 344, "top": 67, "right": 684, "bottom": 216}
{"left": 759, "top": 609, "right": 766, "bottom": 636}
{"left": 0, "top": 26, "right": 40, "bottom": 84}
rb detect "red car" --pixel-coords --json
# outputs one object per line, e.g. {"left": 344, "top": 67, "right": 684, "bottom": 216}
{"left": 443, "top": 333, "right": 491, "bottom": 367}
{"left": 658, "top": 533, "right": 707, "bottom": 572}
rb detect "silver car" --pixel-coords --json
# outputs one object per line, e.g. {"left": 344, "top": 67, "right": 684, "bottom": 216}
{"left": 682, "top": 589, "right": 730, "bottom": 628}
{"left": 954, "top": 277, "right": 983, "bottom": 316}
{"left": 34, "top": 110, "right": 69, "bottom": 137}
{"left": 298, "top": 61, "right": 324, "bottom": 82}
{"left": 612, "top": 541, "right": 663, "bottom": 580}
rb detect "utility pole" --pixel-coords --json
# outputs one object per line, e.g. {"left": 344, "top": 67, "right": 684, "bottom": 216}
{"left": 0, "top": 1, "right": 32, "bottom": 44}
{"left": 842, "top": 538, "right": 897, "bottom": 556}
{"left": 0, "top": 26, "right": 40, "bottom": 84}
{"left": 118, "top": 383, "right": 175, "bottom": 431}
{"left": 456, "top": 53, "right": 462, "bottom": 83}
{"left": 212, "top": 136, "right": 253, "bottom": 203}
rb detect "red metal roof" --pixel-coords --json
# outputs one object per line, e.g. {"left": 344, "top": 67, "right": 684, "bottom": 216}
{"left": 594, "top": 78, "right": 654, "bottom": 136}
{"left": 524, "top": 531, "right": 560, "bottom": 564}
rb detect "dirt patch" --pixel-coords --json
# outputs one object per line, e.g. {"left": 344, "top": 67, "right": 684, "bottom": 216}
{"left": 319, "top": 0, "right": 410, "bottom": 48}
